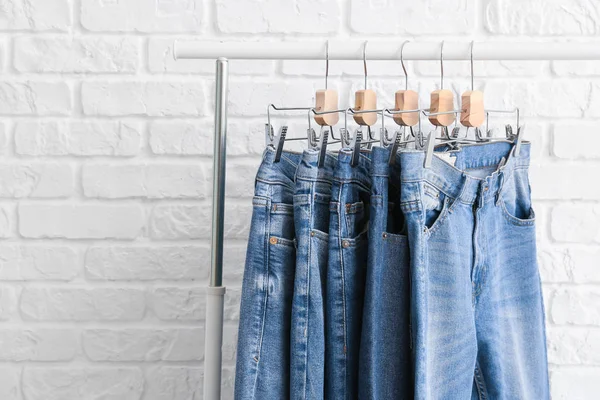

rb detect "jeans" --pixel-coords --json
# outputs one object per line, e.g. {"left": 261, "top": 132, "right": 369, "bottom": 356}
{"left": 325, "top": 149, "right": 371, "bottom": 400}
{"left": 234, "top": 148, "right": 300, "bottom": 400}
{"left": 400, "top": 142, "right": 549, "bottom": 399}
{"left": 290, "top": 149, "right": 336, "bottom": 399}
{"left": 359, "top": 146, "right": 412, "bottom": 399}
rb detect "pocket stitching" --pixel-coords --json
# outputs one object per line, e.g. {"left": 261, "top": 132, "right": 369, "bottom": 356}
{"left": 268, "top": 235, "right": 296, "bottom": 248}
{"left": 498, "top": 194, "right": 536, "bottom": 227}
{"left": 424, "top": 196, "right": 453, "bottom": 237}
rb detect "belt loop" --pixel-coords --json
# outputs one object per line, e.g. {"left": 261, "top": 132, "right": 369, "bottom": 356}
{"left": 495, "top": 171, "right": 505, "bottom": 206}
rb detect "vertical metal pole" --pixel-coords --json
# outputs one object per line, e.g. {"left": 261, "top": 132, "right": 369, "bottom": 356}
{"left": 204, "top": 57, "right": 228, "bottom": 400}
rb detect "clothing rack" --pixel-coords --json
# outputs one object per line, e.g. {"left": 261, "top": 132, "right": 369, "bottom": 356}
{"left": 172, "top": 40, "right": 595, "bottom": 400}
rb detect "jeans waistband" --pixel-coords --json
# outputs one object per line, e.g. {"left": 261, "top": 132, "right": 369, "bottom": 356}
{"left": 295, "top": 149, "right": 337, "bottom": 184}
{"left": 333, "top": 148, "right": 372, "bottom": 190}
{"left": 256, "top": 147, "right": 302, "bottom": 189}
{"left": 400, "top": 141, "right": 531, "bottom": 205}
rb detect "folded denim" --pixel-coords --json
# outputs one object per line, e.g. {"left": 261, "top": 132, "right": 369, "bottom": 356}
{"left": 400, "top": 142, "right": 549, "bottom": 400}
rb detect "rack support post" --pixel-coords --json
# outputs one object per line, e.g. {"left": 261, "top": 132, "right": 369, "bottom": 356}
{"left": 204, "top": 57, "right": 229, "bottom": 400}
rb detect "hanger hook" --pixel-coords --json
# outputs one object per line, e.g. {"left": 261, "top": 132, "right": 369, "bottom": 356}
{"left": 400, "top": 40, "right": 409, "bottom": 91}
{"left": 470, "top": 40, "right": 475, "bottom": 91}
{"left": 325, "top": 40, "right": 329, "bottom": 90}
{"left": 440, "top": 40, "right": 445, "bottom": 90}
{"left": 363, "top": 40, "right": 368, "bottom": 90}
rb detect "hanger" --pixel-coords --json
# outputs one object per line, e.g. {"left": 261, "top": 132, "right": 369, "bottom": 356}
{"left": 314, "top": 40, "right": 340, "bottom": 127}
{"left": 428, "top": 41, "right": 455, "bottom": 128}
{"left": 307, "top": 107, "right": 347, "bottom": 167}
{"left": 265, "top": 104, "right": 312, "bottom": 162}
{"left": 393, "top": 41, "right": 419, "bottom": 127}
{"left": 382, "top": 40, "right": 422, "bottom": 164}
{"left": 460, "top": 41, "right": 485, "bottom": 130}
{"left": 352, "top": 41, "right": 378, "bottom": 127}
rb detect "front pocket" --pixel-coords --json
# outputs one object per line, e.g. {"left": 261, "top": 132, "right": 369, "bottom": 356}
{"left": 344, "top": 200, "right": 368, "bottom": 239}
{"left": 498, "top": 195, "right": 536, "bottom": 227}
{"left": 497, "top": 170, "right": 536, "bottom": 227}
{"left": 421, "top": 183, "right": 449, "bottom": 232}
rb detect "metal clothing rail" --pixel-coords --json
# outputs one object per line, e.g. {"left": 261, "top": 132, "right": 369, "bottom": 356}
{"left": 174, "top": 40, "right": 595, "bottom": 400}
{"left": 174, "top": 41, "right": 600, "bottom": 60}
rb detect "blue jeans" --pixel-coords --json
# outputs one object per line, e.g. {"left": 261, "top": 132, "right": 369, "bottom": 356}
{"left": 290, "top": 149, "right": 336, "bottom": 399}
{"left": 234, "top": 149, "right": 300, "bottom": 400}
{"left": 400, "top": 142, "right": 549, "bottom": 399}
{"left": 326, "top": 149, "right": 371, "bottom": 400}
{"left": 359, "top": 146, "right": 412, "bottom": 399}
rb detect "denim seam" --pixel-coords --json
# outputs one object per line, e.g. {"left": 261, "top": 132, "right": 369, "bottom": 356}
{"left": 255, "top": 176, "right": 295, "bottom": 191}
{"left": 301, "top": 183, "right": 315, "bottom": 400}
{"left": 400, "top": 200, "right": 421, "bottom": 213}
{"left": 497, "top": 195, "right": 536, "bottom": 227}
{"left": 251, "top": 195, "right": 271, "bottom": 396}
{"left": 336, "top": 182, "right": 349, "bottom": 400}
{"left": 473, "top": 361, "right": 488, "bottom": 400}
{"left": 424, "top": 196, "right": 455, "bottom": 238}
{"left": 278, "top": 152, "right": 300, "bottom": 168}
{"left": 333, "top": 178, "right": 370, "bottom": 192}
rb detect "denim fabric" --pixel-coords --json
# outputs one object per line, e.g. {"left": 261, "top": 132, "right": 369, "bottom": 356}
{"left": 325, "top": 149, "right": 371, "bottom": 400}
{"left": 234, "top": 148, "right": 301, "bottom": 400}
{"left": 400, "top": 142, "right": 549, "bottom": 400}
{"left": 359, "top": 146, "right": 412, "bottom": 399}
{"left": 290, "top": 149, "right": 336, "bottom": 400}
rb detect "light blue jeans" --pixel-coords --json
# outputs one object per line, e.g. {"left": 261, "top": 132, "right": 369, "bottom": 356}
{"left": 400, "top": 142, "right": 549, "bottom": 399}
{"left": 290, "top": 149, "right": 336, "bottom": 399}
{"left": 234, "top": 148, "right": 300, "bottom": 400}
{"left": 359, "top": 146, "right": 412, "bottom": 399}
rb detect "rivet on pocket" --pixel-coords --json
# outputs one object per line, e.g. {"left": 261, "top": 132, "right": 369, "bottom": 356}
{"left": 269, "top": 237, "right": 277, "bottom": 245}
{"left": 342, "top": 240, "right": 350, "bottom": 248}
{"left": 382, "top": 232, "right": 388, "bottom": 239}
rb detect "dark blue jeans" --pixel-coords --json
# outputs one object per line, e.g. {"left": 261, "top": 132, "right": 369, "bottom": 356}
{"left": 359, "top": 146, "right": 412, "bottom": 399}
{"left": 290, "top": 149, "right": 336, "bottom": 400}
{"left": 234, "top": 148, "right": 300, "bottom": 400}
{"left": 325, "top": 149, "right": 371, "bottom": 400}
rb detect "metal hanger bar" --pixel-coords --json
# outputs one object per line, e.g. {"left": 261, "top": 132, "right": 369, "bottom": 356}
{"left": 174, "top": 41, "right": 600, "bottom": 60}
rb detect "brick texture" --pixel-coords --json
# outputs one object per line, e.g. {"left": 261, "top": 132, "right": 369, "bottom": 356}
{"left": 0, "top": 1, "right": 593, "bottom": 399}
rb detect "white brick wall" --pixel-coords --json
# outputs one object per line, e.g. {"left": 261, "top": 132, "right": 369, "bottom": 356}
{"left": 0, "top": 0, "right": 595, "bottom": 399}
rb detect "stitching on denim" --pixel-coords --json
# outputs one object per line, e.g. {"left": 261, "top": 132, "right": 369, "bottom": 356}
{"left": 301, "top": 182, "right": 315, "bottom": 399}
{"left": 340, "top": 227, "right": 369, "bottom": 246}
{"left": 313, "top": 192, "right": 331, "bottom": 205}
{"left": 345, "top": 201, "right": 364, "bottom": 215}
{"left": 371, "top": 195, "right": 384, "bottom": 207}
{"left": 424, "top": 196, "right": 455, "bottom": 237}
{"left": 278, "top": 152, "right": 300, "bottom": 167}
{"left": 270, "top": 236, "right": 296, "bottom": 247}
{"left": 252, "top": 196, "right": 268, "bottom": 207}
{"left": 400, "top": 199, "right": 421, "bottom": 213}
{"left": 255, "top": 176, "right": 295, "bottom": 191}
{"left": 332, "top": 177, "right": 371, "bottom": 193}
{"left": 252, "top": 194, "right": 270, "bottom": 395}
{"left": 336, "top": 182, "right": 349, "bottom": 400}
{"left": 498, "top": 194, "right": 536, "bottom": 227}
{"left": 474, "top": 361, "right": 488, "bottom": 400}
{"left": 271, "top": 202, "right": 295, "bottom": 215}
